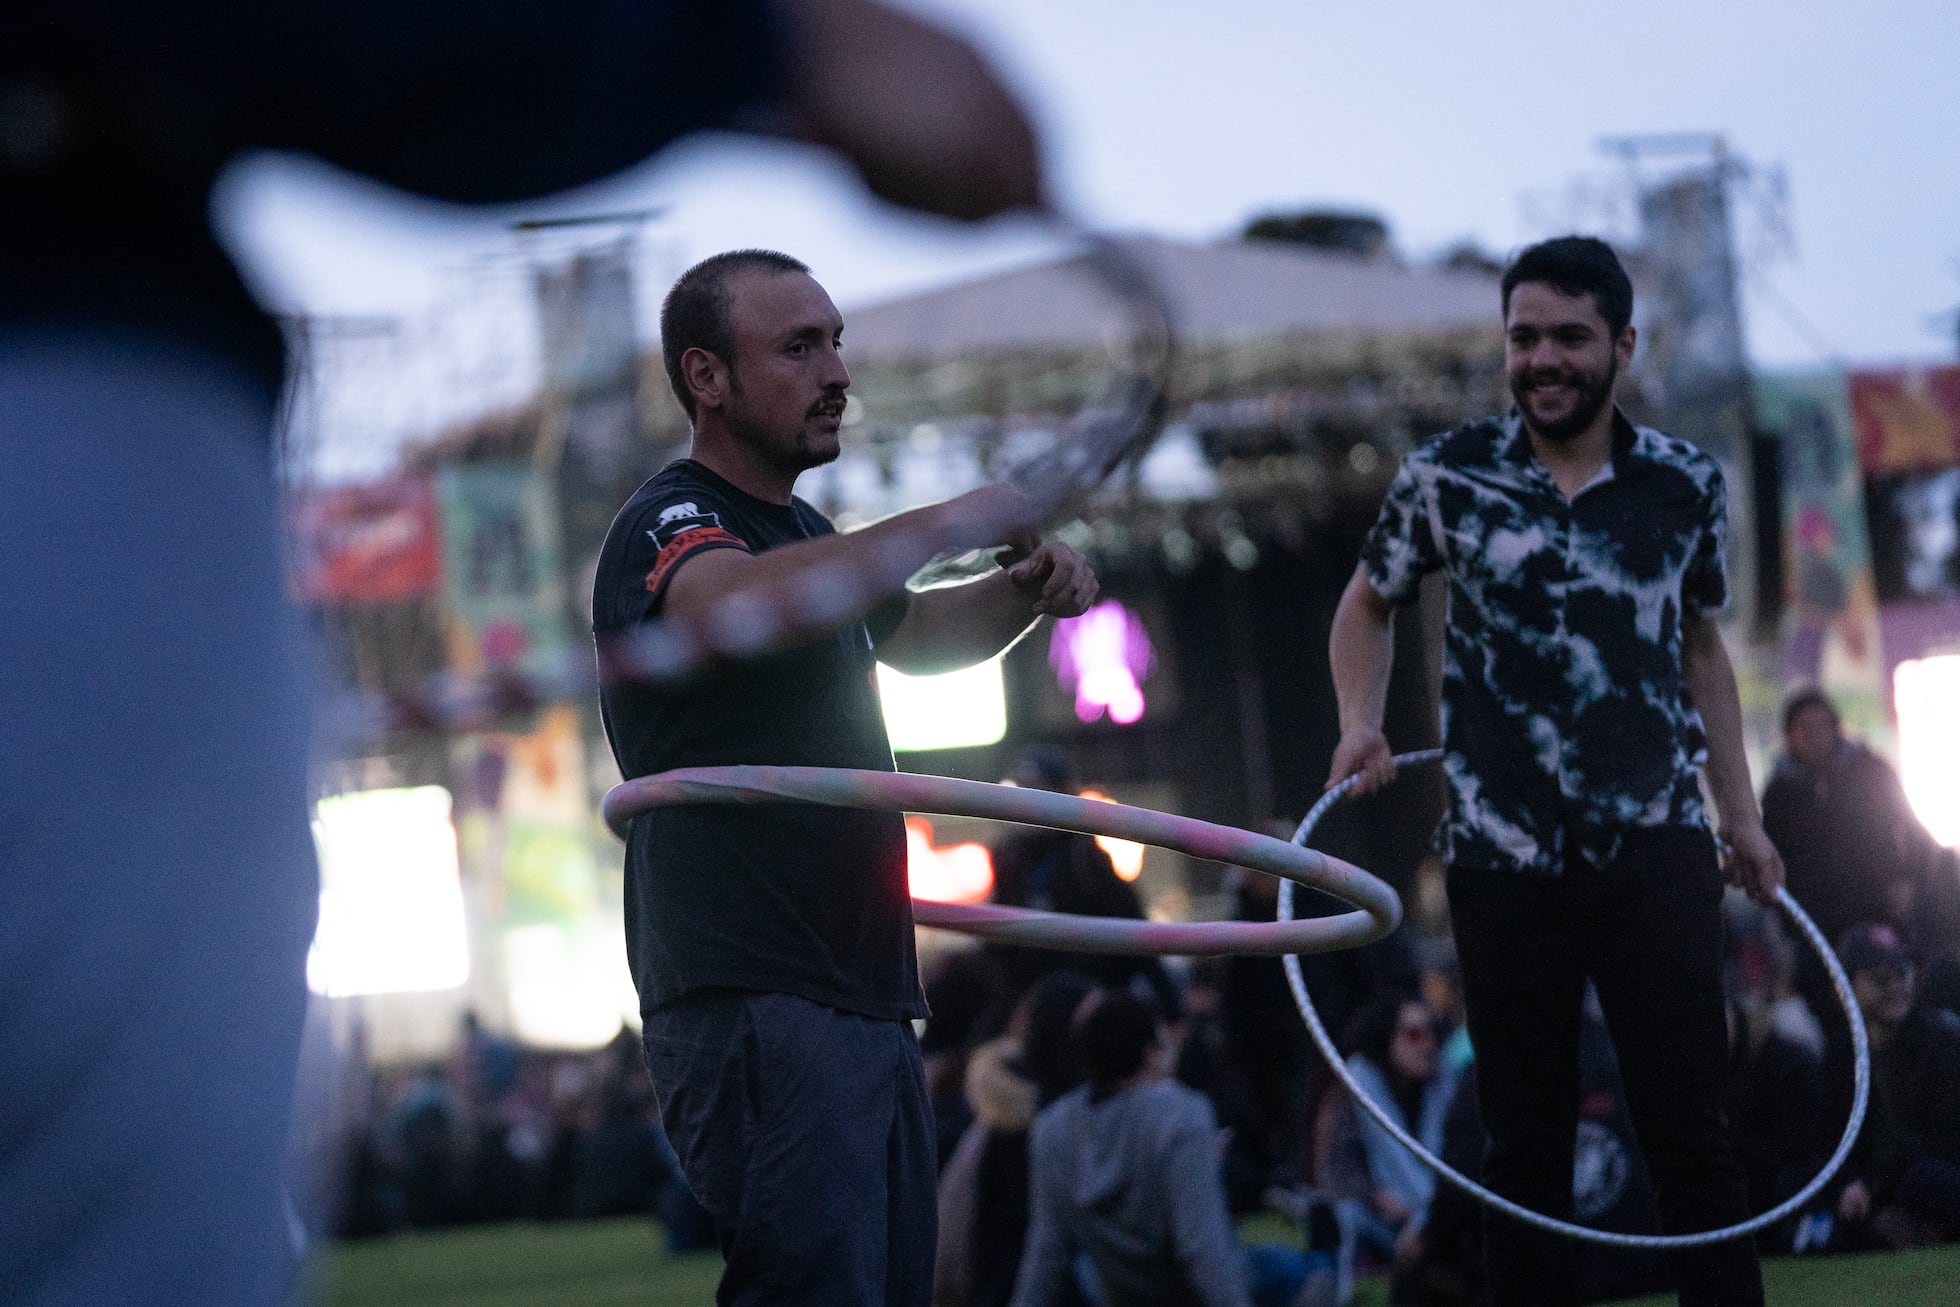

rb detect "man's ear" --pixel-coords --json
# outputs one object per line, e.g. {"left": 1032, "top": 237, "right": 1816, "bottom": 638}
{"left": 1615, "top": 323, "right": 1636, "bottom": 371}
{"left": 680, "top": 346, "right": 729, "bottom": 413}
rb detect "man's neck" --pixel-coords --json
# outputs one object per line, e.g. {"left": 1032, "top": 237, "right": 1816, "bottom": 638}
{"left": 687, "top": 429, "right": 796, "bottom": 505}
{"left": 1524, "top": 409, "right": 1617, "bottom": 502}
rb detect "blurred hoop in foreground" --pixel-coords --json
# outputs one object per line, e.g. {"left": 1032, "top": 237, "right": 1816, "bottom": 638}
{"left": 1281, "top": 748, "right": 1872, "bottom": 1250}
{"left": 321, "top": 232, "right": 1175, "bottom": 742}
{"left": 604, "top": 765, "right": 1399, "bottom": 957}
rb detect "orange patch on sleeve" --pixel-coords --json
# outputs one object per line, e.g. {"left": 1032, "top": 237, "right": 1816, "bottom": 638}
{"left": 644, "top": 527, "right": 749, "bottom": 594}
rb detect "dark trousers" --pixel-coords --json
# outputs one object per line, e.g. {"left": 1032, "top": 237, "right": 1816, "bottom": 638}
{"left": 1448, "top": 827, "right": 1762, "bottom": 1307}
{"left": 643, "top": 990, "right": 938, "bottom": 1307}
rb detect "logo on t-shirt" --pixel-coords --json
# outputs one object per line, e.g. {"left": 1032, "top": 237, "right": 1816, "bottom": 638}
{"left": 649, "top": 502, "right": 722, "bottom": 550}
{"left": 643, "top": 500, "right": 749, "bottom": 596}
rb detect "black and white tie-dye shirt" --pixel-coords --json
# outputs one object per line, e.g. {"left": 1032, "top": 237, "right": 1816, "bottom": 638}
{"left": 1362, "top": 409, "right": 1729, "bottom": 876}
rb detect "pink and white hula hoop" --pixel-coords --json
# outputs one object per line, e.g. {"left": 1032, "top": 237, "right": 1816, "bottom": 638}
{"left": 603, "top": 765, "right": 1400, "bottom": 957}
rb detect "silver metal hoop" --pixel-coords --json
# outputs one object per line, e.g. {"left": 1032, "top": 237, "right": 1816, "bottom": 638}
{"left": 604, "top": 765, "right": 1399, "bottom": 957}
{"left": 1283, "top": 748, "right": 1871, "bottom": 1249}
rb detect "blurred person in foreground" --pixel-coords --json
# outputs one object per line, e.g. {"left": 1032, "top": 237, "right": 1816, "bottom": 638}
{"left": 594, "top": 248, "right": 1097, "bottom": 1305}
{"left": 0, "top": 4, "right": 1041, "bottom": 1303}
{"left": 1327, "top": 235, "right": 1780, "bottom": 1306}
{"left": 1011, "top": 989, "right": 1333, "bottom": 1307}
{"left": 1817, "top": 923, "right": 1960, "bottom": 1251}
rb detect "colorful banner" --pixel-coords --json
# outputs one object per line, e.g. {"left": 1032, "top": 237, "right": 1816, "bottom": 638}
{"left": 449, "top": 705, "right": 625, "bottom": 1048}
{"left": 1849, "top": 366, "right": 1960, "bottom": 475}
{"left": 436, "top": 461, "right": 571, "bottom": 681}
{"left": 1756, "top": 372, "right": 1884, "bottom": 715}
{"left": 289, "top": 475, "right": 442, "bottom": 602}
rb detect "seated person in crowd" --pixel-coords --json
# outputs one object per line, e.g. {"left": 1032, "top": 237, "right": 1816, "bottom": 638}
{"left": 1821, "top": 923, "right": 1960, "bottom": 1250}
{"left": 1762, "top": 690, "right": 1938, "bottom": 954}
{"left": 936, "top": 970, "right": 1099, "bottom": 1307}
{"left": 1012, "top": 990, "right": 1330, "bottom": 1307}
{"left": 1313, "top": 995, "right": 1461, "bottom": 1282}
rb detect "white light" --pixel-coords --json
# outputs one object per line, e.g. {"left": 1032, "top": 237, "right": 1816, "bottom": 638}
{"left": 502, "top": 924, "right": 627, "bottom": 1049}
{"left": 307, "top": 786, "right": 471, "bottom": 997}
{"left": 1895, "top": 655, "right": 1960, "bottom": 849}
{"left": 876, "top": 657, "right": 1007, "bottom": 752}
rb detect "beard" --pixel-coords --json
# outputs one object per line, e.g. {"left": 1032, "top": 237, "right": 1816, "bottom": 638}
{"left": 725, "top": 378, "right": 845, "bottom": 473}
{"left": 1511, "top": 353, "right": 1618, "bottom": 444}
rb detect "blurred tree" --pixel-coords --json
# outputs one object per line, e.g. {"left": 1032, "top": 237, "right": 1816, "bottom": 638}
{"left": 1241, "top": 209, "right": 1391, "bottom": 260}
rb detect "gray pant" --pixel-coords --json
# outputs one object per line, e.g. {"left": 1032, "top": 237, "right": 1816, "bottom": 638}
{"left": 643, "top": 990, "right": 937, "bottom": 1307}
{"left": 0, "top": 333, "right": 319, "bottom": 1305}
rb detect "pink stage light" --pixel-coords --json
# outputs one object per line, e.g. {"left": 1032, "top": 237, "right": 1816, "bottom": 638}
{"left": 1051, "top": 600, "right": 1155, "bottom": 725}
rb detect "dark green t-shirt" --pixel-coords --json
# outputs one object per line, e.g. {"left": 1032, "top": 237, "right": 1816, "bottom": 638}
{"left": 592, "top": 460, "right": 923, "bottom": 1020}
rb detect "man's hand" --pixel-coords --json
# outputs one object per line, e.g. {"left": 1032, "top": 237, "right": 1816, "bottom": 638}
{"left": 1372, "top": 1187, "right": 1412, "bottom": 1224}
{"left": 1720, "top": 821, "right": 1786, "bottom": 908}
{"left": 1838, "top": 1179, "right": 1872, "bottom": 1223}
{"left": 1327, "top": 727, "right": 1397, "bottom": 796}
{"left": 781, "top": 0, "right": 1045, "bottom": 222}
{"left": 1000, "top": 541, "right": 1097, "bottom": 618}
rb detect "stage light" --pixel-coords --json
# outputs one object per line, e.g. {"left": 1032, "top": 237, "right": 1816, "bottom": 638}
{"left": 307, "top": 786, "right": 470, "bottom": 998}
{"left": 1894, "top": 654, "right": 1960, "bottom": 848}
{"left": 1079, "top": 788, "right": 1146, "bottom": 881}
{"left": 905, "top": 816, "right": 994, "bottom": 903}
{"left": 1051, "top": 600, "right": 1154, "bottom": 725}
{"left": 502, "top": 923, "right": 629, "bottom": 1049}
{"left": 876, "top": 656, "right": 1007, "bottom": 751}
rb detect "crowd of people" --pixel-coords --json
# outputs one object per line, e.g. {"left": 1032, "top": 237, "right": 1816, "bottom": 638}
{"left": 302, "top": 1016, "right": 714, "bottom": 1253}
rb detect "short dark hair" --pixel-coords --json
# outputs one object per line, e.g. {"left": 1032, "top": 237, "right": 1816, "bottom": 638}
{"left": 1781, "top": 685, "right": 1840, "bottom": 734}
{"left": 1074, "top": 989, "right": 1161, "bottom": 1091}
{"left": 1344, "top": 990, "right": 1422, "bottom": 1070}
{"left": 1837, "top": 921, "right": 1912, "bottom": 978}
{"left": 1501, "top": 236, "right": 1634, "bottom": 337}
{"left": 659, "top": 249, "right": 810, "bottom": 419}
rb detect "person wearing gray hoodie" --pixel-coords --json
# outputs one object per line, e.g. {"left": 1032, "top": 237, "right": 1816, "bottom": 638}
{"left": 1010, "top": 989, "right": 1254, "bottom": 1307}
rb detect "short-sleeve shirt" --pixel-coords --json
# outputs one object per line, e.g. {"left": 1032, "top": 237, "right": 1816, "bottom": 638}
{"left": 592, "top": 459, "right": 925, "bottom": 1020}
{"left": 1360, "top": 410, "right": 1729, "bottom": 876}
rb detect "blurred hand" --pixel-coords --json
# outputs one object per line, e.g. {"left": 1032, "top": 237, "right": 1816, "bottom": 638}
{"left": 780, "top": 0, "right": 1045, "bottom": 221}
{"left": 1372, "top": 1187, "right": 1412, "bottom": 1224}
{"left": 1838, "top": 1180, "right": 1871, "bottom": 1223}
{"left": 1001, "top": 540, "right": 1097, "bottom": 618}
{"left": 1721, "top": 821, "right": 1785, "bottom": 909}
{"left": 1327, "top": 727, "right": 1396, "bottom": 796}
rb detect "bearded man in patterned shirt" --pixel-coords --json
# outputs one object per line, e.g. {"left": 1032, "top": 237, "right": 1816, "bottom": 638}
{"left": 1327, "top": 236, "right": 1783, "bottom": 1307}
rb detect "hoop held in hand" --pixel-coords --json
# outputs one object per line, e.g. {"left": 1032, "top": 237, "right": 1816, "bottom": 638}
{"left": 1283, "top": 748, "right": 1871, "bottom": 1250}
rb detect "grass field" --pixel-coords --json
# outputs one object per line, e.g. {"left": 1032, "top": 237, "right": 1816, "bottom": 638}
{"left": 303, "top": 1216, "right": 1960, "bottom": 1306}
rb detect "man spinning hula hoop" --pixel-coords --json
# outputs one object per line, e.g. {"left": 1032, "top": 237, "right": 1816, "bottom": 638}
{"left": 1326, "top": 236, "right": 1784, "bottom": 1307}
{"left": 592, "top": 250, "right": 1099, "bottom": 1306}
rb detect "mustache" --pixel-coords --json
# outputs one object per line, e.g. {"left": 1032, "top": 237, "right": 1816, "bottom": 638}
{"left": 806, "top": 389, "right": 847, "bottom": 418}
